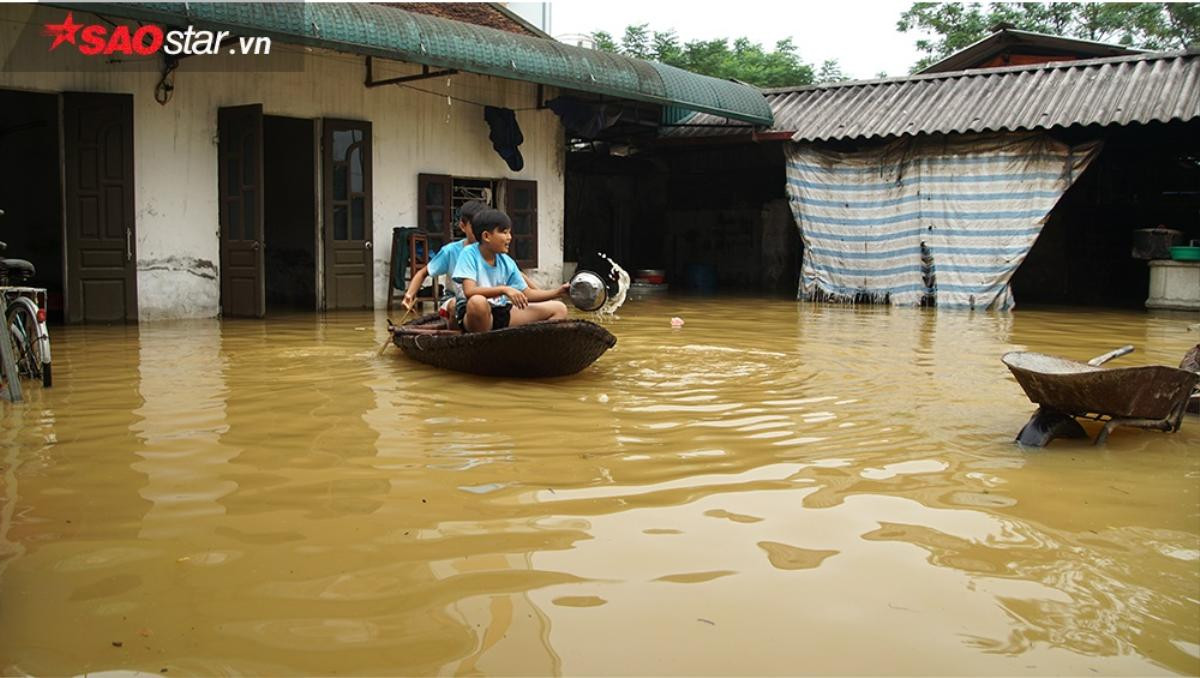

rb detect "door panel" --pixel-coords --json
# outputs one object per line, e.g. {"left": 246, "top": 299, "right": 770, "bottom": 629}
{"left": 218, "top": 104, "right": 265, "bottom": 318}
{"left": 322, "top": 119, "right": 373, "bottom": 309}
{"left": 64, "top": 92, "right": 137, "bottom": 323}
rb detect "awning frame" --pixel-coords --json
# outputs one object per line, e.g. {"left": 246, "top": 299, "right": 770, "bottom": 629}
{"left": 363, "top": 58, "right": 457, "bottom": 88}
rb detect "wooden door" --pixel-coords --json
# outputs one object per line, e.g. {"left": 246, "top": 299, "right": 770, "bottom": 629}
{"left": 64, "top": 92, "right": 137, "bottom": 323}
{"left": 321, "top": 119, "right": 373, "bottom": 309}
{"left": 218, "top": 104, "right": 265, "bottom": 318}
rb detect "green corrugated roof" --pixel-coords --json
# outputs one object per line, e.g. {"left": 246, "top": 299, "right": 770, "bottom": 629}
{"left": 661, "top": 105, "right": 697, "bottom": 125}
{"left": 57, "top": 2, "right": 773, "bottom": 126}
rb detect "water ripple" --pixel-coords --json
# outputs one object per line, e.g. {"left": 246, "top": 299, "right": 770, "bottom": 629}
{"left": 0, "top": 300, "right": 1196, "bottom": 675}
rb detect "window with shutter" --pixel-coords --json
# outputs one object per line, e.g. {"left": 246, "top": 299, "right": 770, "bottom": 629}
{"left": 503, "top": 179, "right": 538, "bottom": 269}
{"left": 417, "top": 175, "right": 537, "bottom": 269}
{"left": 417, "top": 173, "right": 451, "bottom": 252}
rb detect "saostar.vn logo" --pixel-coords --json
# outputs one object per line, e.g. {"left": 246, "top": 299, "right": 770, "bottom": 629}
{"left": 43, "top": 11, "right": 271, "bottom": 57}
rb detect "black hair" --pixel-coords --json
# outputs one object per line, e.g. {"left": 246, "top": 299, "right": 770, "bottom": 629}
{"left": 457, "top": 200, "right": 486, "bottom": 225}
{"left": 472, "top": 208, "right": 512, "bottom": 236}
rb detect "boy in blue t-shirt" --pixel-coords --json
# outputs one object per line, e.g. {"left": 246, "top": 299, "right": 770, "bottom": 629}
{"left": 401, "top": 200, "right": 486, "bottom": 328}
{"left": 453, "top": 208, "right": 569, "bottom": 333}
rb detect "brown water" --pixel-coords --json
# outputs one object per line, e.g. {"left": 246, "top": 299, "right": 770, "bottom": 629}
{"left": 2, "top": 297, "right": 1198, "bottom": 676}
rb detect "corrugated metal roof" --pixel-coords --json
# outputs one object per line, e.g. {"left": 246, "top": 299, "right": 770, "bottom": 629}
{"left": 918, "top": 28, "right": 1143, "bottom": 74}
{"left": 662, "top": 51, "right": 1199, "bottom": 142}
{"left": 54, "top": 2, "right": 773, "bottom": 126}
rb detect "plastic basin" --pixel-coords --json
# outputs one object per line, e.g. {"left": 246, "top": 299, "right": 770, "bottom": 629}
{"left": 1170, "top": 246, "right": 1200, "bottom": 261}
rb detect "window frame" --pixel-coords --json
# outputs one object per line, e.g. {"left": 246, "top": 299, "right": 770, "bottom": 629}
{"left": 501, "top": 179, "right": 538, "bottom": 269}
{"left": 417, "top": 174, "right": 538, "bottom": 269}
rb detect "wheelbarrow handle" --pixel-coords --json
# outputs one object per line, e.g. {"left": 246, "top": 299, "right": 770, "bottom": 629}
{"left": 1087, "top": 345, "right": 1135, "bottom": 367}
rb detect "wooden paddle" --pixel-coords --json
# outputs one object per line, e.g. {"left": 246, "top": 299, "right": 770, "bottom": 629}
{"left": 378, "top": 307, "right": 414, "bottom": 356}
{"left": 396, "top": 305, "right": 415, "bottom": 327}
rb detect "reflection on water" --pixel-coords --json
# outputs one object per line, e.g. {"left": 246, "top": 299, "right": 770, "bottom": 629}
{"left": 1, "top": 300, "right": 1197, "bottom": 675}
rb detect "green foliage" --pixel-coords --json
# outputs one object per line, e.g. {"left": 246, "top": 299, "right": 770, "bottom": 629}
{"left": 588, "top": 24, "right": 819, "bottom": 88}
{"left": 591, "top": 30, "right": 619, "bottom": 53}
{"left": 621, "top": 24, "right": 652, "bottom": 59}
{"left": 817, "top": 59, "right": 849, "bottom": 83}
{"left": 898, "top": 2, "right": 1200, "bottom": 71}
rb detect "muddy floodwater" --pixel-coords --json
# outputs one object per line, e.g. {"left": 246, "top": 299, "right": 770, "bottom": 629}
{"left": 1, "top": 297, "right": 1198, "bottom": 676}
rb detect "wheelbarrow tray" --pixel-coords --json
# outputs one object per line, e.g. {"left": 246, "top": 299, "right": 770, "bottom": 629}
{"left": 1002, "top": 351, "right": 1198, "bottom": 420}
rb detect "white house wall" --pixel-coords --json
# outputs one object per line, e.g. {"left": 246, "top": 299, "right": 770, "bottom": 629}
{"left": 0, "top": 4, "right": 566, "bottom": 320}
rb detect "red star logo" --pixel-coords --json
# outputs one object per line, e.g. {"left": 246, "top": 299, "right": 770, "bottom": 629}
{"left": 43, "top": 12, "right": 83, "bottom": 51}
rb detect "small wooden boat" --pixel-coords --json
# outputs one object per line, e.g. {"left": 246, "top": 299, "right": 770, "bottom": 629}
{"left": 1002, "top": 349, "right": 1199, "bottom": 446}
{"left": 390, "top": 313, "right": 616, "bottom": 378}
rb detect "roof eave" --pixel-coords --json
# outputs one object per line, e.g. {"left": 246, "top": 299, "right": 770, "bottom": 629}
{"left": 47, "top": 2, "right": 773, "bottom": 126}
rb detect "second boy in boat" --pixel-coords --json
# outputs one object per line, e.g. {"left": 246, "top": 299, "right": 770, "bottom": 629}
{"left": 401, "top": 200, "right": 486, "bottom": 328}
{"left": 453, "top": 208, "right": 569, "bottom": 333}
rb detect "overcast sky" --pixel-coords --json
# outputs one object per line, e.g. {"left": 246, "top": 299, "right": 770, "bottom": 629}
{"left": 543, "top": 0, "right": 928, "bottom": 80}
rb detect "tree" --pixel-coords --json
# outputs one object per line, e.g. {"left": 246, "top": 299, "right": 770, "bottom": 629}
{"left": 652, "top": 30, "right": 683, "bottom": 64}
{"left": 591, "top": 30, "right": 618, "bottom": 53}
{"left": 588, "top": 26, "right": 820, "bottom": 88}
{"left": 898, "top": 2, "right": 1200, "bottom": 71}
{"left": 620, "top": 23, "right": 652, "bottom": 59}
{"left": 817, "top": 59, "right": 849, "bottom": 83}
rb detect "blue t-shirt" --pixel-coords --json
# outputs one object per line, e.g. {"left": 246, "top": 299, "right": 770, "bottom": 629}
{"left": 427, "top": 239, "right": 467, "bottom": 296}
{"left": 452, "top": 243, "right": 527, "bottom": 307}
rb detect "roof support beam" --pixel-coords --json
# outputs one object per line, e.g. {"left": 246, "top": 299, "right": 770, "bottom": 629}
{"left": 364, "top": 57, "right": 457, "bottom": 88}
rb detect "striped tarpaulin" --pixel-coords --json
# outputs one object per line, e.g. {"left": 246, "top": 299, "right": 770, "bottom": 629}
{"left": 785, "top": 134, "right": 1100, "bottom": 310}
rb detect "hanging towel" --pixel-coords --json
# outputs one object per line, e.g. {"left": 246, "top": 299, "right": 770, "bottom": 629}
{"left": 483, "top": 106, "right": 524, "bottom": 171}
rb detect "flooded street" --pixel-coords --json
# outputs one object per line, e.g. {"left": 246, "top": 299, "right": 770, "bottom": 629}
{"left": 1, "top": 297, "right": 1198, "bottom": 676}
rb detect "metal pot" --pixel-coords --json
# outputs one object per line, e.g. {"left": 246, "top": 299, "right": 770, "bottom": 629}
{"left": 568, "top": 270, "right": 607, "bottom": 312}
{"left": 1132, "top": 227, "right": 1184, "bottom": 260}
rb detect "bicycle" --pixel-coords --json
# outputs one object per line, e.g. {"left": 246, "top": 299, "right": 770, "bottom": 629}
{"left": 0, "top": 210, "right": 52, "bottom": 401}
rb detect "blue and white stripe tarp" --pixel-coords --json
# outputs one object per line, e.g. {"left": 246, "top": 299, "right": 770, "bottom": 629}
{"left": 785, "top": 134, "right": 1100, "bottom": 310}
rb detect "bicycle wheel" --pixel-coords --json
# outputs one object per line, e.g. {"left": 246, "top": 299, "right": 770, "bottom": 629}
{"left": 6, "top": 302, "right": 42, "bottom": 382}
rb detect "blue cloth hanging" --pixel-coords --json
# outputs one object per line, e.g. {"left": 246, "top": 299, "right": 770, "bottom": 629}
{"left": 483, "top": 106, "right": 524, "bottom": 171}
{"left": 546, "top": 96, "right": 622, "bottom": 139}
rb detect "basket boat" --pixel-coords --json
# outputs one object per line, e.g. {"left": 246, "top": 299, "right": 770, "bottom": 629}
{"left": 391, "top": 313, "right": 616, "bottom": 378}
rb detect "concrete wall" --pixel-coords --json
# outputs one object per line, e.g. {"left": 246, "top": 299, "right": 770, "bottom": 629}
{"left": 0, "top": 4, "right": 566, "bottom": 320}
